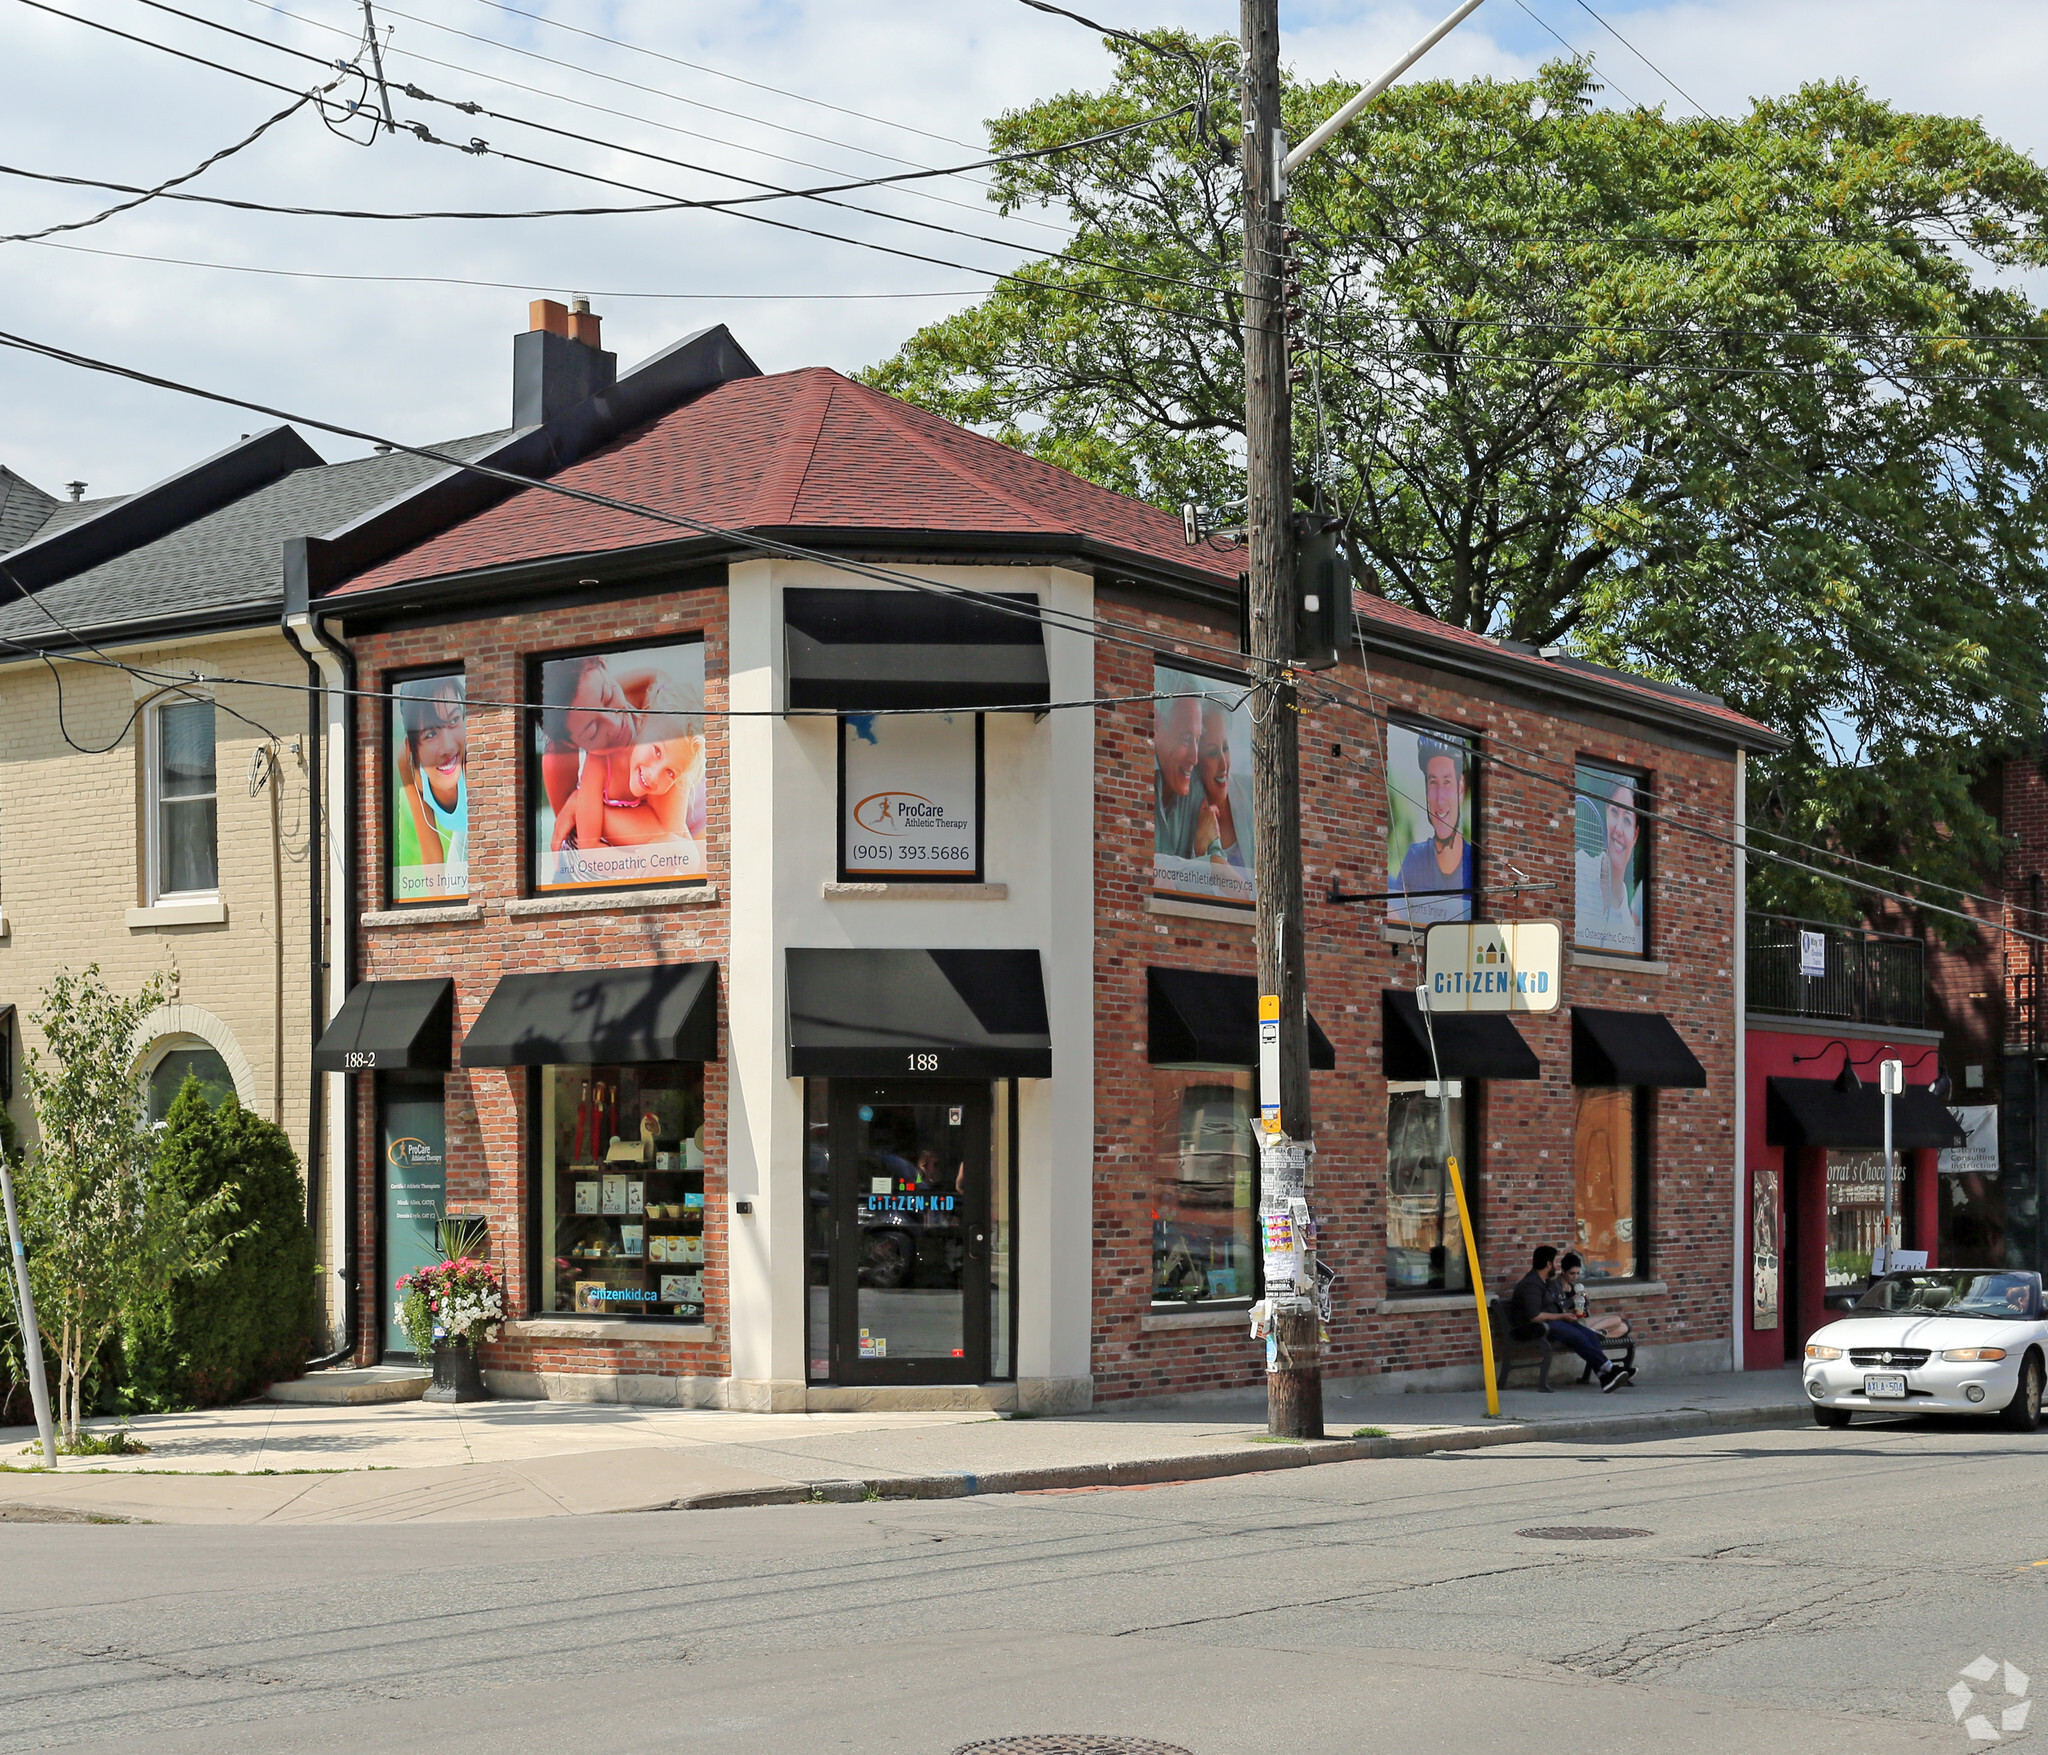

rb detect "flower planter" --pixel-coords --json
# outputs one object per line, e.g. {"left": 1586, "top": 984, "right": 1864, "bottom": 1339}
{"left": 422, "top": 1340, "right": 490, "bottom": 1404}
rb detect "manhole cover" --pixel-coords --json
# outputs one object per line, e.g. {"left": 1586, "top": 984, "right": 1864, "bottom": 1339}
{"left": 953, "top": 1740, "right": 1195, "bottom": 1755}
{"left": 1517, "top": 1526, "right": 1653, "bottom": 1541}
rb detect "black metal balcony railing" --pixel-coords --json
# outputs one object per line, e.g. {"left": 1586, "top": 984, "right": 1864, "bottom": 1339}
{"left": 1747, "top": 913, "right": 1924, "bottom": 1030}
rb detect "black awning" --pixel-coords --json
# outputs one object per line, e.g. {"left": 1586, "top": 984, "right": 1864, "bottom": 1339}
{"left": 1765, "top": 1076, "right": 1966, "bottom": 1151}
{"left": 783, "top": 586, "right": 1049, "bottom": 711}
{"left": 460, "top": 962, "right": 717, "bottom": 1067}
{"left": 1147, "top": 967, "right": 1336, "bottom": 1070}
{"left": 787, "top": 948, "right": 1050, "bottom": 1077}
{"left": 1572, "top": 1007, "right": 1706, "bottom": 1088}
{"left": 312, "top": 979, "right": 453, "bottom": 1073}
{"left": 1382, "top": 989, "right": 1541, "bottom": 1081}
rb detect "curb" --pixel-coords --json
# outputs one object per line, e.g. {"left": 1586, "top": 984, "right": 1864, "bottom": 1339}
{"left": 647, "top": 1401, "right": 1813, "bottom": 1513}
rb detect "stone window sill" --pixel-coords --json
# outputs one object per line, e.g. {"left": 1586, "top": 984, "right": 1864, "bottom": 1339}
{"left": 502, "top": 1317, "right": 708, "bottom": 1341}
{"left": 1382, "top": 924, "right": 1423, "bottom": 946}
{"left": 1146, "top": 896, "right": 1254, "bottom": 928}
{"left": 823, "top": 882, "right": 1008, "bottom": 900}
{"left": 1375, "top": 1280, "right": 1668, "bottom": 1315}
{"left": 1571, "top": 950, "right": 1670, "bottom": 975}
{"left": 1376, "top": 1292, "right": 1476, "bottom": 1314}
{"left": 1141, "top": 1303, "right": 1253, "bottom": 1332}
{"left": 363, "top": 903, "right": 484, "bottom": 928}
{"left": 505, "top": 886, "right": 720, "bottom": 919}
{"left": 127, "top": 898, "right": 226, "bottom": 929}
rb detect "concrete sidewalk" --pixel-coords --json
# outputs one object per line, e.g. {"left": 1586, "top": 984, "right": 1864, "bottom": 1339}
{"left": 0, "top": 1366, "right": 1810, "bottom": 1525}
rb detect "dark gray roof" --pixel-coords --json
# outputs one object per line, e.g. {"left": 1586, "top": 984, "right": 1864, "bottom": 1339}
{"left": 0, "top": 433, "right": 509, "bottom": 646}
{"left": 0, "top": 467, "right": 57, "bottom": 553}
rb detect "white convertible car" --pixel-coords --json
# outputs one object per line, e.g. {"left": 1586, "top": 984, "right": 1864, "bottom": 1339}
{"left": 1803, "top": 1270, "right": 2046, "bottom": 1431}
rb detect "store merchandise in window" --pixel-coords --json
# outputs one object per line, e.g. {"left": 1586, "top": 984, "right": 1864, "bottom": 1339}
{"left": 1150, "top": 1070, "right": 1255, "bottom": 1304}
{"left": 1572, "top": 1087, "right": 1638, "bottom": 1279}
{"left": 1825, "top": 1149, "right": 1889, "bottom": 1287}
{"left": 1386, "top": 1083, "right": 1470, "bottom": 1293}
{"left": 539, "top": 1063, "right": 706, "bottom": 1319}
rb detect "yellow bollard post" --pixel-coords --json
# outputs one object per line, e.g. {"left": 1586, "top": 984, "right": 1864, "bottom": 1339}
{"left": 1446, "top": 1153, "right": 1499, "bottom": 1418}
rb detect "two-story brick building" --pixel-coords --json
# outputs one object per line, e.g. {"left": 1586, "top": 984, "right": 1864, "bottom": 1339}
{"left": 300, "top": 320, "right": 1780, "bottom": 1411}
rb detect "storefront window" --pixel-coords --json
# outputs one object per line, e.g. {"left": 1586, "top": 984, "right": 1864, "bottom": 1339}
{"left": 538, "top": 1062, "right": 706, "bottom": 1319}
{"left": 1151, "top": 1069, "right": 1255, "bottom": 1304}
{"left": 1572, "top": 1087, "right": 1640, "bottom": 1280}
{"left": 1826, "top": 1149, "right": 1889, "bottom": 1285}
{"left": 1386, "top": 1082, "right": 1470, "bottom": 1293}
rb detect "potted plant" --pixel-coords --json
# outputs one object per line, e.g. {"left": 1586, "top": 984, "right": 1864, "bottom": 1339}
{"left": 396, "top": 1236, "right": 504, "bottom": 1404}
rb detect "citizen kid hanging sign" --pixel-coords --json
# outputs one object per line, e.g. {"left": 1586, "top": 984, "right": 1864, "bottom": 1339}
{"left": 1422, "top": 920, "right": 1563, "bottom": 1012}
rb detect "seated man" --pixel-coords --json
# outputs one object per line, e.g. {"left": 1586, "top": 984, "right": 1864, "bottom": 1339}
{"left": 1508, "top": 1246, "right": 1632, "bottom": 1393}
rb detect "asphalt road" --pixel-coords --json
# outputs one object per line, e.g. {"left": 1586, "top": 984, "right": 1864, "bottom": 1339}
{"left": 2, "top": 1418, "right": 2044, "bottom": 1755}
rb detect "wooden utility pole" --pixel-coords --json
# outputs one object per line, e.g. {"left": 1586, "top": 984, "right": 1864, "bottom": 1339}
{"left": 1240, "top": 0, "right": 1492, "bottom": 1439}
{"left": 1242, "top": 0, "right": 1321, "bottom": 1440}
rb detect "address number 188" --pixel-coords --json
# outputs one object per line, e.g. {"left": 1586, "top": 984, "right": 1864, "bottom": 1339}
{"left": 907, "top": 1053, "right": 940, "bottom": 1072}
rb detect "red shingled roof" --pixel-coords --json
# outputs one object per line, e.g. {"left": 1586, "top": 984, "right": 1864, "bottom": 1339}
{"left": 336, "top": 366, "right": 1238, "bottom": 595}
{"left": 334, "top": 362, "right": 1776, "bottom": 746}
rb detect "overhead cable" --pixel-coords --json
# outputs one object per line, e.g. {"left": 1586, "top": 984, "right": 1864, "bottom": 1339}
{"left": 0, "top": 88, "right": 317, "bottom": 244}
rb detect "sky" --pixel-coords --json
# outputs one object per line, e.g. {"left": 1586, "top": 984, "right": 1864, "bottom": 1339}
{"left": 5, "top": 0, "right": 2048, "bottom": 499}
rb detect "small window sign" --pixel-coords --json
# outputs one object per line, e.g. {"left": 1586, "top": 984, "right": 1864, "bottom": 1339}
{"left": 841, "top": 712, "right": 981, "bottom": 879}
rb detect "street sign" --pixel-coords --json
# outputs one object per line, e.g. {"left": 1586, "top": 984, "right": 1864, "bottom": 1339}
{"left": 1422, "top": 920, "right": 1563, "bottom": 1013}
{"left": 1798, "top": 929, "right": 1827, "bottom": 978}
{"left": 1258, "top": 993, "right": 1282, "bottom": 1133}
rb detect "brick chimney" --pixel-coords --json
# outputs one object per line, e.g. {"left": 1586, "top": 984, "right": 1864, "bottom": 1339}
{"left": 513, "top": 296, "right": 617, "bottom": 427}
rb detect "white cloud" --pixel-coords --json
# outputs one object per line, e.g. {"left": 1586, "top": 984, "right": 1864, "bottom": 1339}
{"left": 4, "top": 0, "right": 2046, "bottom": 496}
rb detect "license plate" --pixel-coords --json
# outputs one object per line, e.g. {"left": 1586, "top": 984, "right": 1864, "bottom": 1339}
{"left": 1863, "top": 1374, "right": 1908, "bottom": 1400}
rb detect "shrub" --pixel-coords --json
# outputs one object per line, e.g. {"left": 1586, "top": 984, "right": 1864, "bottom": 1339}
{"left": 122, "top": 1078, "right": 317, "bottom": 1410}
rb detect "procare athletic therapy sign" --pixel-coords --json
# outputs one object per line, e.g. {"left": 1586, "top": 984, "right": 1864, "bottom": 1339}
{"left": 1422, "top": 920, "right": 1563, "bottom": 1013}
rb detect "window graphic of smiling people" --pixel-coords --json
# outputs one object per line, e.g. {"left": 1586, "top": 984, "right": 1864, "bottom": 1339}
{"left": 1388, "top": 729, "right": 1475, "bottom": 923}
{"left": 549, "top": 680, "right": 705, "bottom": 866}
{"left": 1153, "top": 690, "right": 1204, "bottom": 861}
{"left": 393, "top": 675, "right": 467, "bottom": 899}
{"left": 1575, "top": 766, "right": 1644, "bottom": 953}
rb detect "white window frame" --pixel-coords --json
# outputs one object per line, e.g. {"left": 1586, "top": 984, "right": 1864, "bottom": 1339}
{"left": 146, "top": 696, "right": 219, "bottom": 904}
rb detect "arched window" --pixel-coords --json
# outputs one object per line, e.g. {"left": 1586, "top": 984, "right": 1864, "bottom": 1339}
{"left": 146, "top": 1043, "right": 236, "bottom": 1123}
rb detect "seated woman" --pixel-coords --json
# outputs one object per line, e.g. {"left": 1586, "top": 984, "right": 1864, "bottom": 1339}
{"left": 1557, "top": 1252, "right": 1632, "bottom": 1339}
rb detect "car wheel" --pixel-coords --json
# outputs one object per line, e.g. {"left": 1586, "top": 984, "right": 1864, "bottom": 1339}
{"left": 1999, "top": 1352, "right": 2044, "bottom": 1433}
{"left": 1812, "top": 1405, "right": 1851, "bottom": 1429}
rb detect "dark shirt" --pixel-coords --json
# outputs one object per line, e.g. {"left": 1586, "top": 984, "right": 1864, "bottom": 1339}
{"left": 1508, "top": 1270, "right": 1551, "bottom": 1341}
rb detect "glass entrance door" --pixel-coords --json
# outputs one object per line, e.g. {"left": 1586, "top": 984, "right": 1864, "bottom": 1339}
{"left": 817, "top": 1081, "right": 991, "bottom": 1384}
{"left": 378, "top": 1072, "right": 446, "bottom": 1362}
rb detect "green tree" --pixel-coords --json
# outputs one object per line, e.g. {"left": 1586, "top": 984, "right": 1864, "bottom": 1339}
{"left": 867, "top": 46, "right": 2048, "bottom": 915}
{"left": 122, "top": 1078, "right": 316, "bottom": 1410}
{"left": 7, "top": 968, "right": 237, "bottom": 1443}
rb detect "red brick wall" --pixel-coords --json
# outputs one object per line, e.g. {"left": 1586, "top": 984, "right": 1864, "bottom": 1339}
{"left": 347, "top": 579, "right": 731, "bottom": 1384}
{"left": 1087, "top": 597, "right": 1742, "bottom": 1400}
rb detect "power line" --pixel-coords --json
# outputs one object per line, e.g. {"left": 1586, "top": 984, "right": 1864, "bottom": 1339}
{"left": 466, "top": 0, "right": 983, "bottom": 152}
{"left": 0, "top": 88, "right": 316, "bottom": 244}
{"left": 1571, "top": 0, "right": 1716, "bottom": 121}
{"left": 237, "top": 0, "right": 1074, "bottom": 236}
{"left": 0, "top": 156, "right": 1227, "bottom": 338}
{"left": 11, "top": 3, "right": 1224, "bottom": 318}
{"left": 25, "top": 237, "right": 981, "bottom": 300}
{"left": 1508, "top": 0, "right": 1649, "bottom": 110}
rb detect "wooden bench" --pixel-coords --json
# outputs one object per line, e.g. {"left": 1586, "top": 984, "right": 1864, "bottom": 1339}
{"left": 1487, "top": 1298, "right": 1636, "bottom": 1389}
